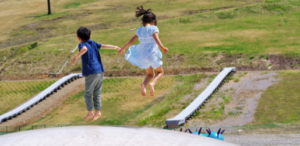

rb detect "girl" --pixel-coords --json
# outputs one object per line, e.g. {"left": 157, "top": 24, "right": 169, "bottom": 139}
{"left": 119, "top": 6, "right": 168, "bottom": 96}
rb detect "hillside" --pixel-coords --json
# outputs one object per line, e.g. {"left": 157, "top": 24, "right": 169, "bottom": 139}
{"left": 1, "top": 0, "right": 300, "bottom": 80}
{"left": 8, "top": 70, "right": 298, "bottom": 128}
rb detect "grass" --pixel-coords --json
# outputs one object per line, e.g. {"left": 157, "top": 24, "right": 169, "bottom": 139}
{"left": 222, "top": 96, "right": 232, "bottom": 104}
{"left": 0, "top": 80, "right": 57, "bottom": 115}
{"left": 64, "top": 2, "right": 81, "bottom": 9}
{"left": 0, "top": 0, "right": 257, "bottom": 49}
{"left": 30, "top": 74, "right": 210, "bottom": 127}
{"left": 252, "top": 70, "right": 300, "bottom": 125}
{"left": 32, "top": 76, "right": 177, "bottom": 126}
{"left": 1, "top": 0, "right": 300, "bottom": 76}
{"left": 136, "top": 74, "right": 207, "bottom": 127}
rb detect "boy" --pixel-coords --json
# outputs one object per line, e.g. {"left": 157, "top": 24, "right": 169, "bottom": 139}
{"left": 71, "top": 27, "right": 122, "bottom": 122}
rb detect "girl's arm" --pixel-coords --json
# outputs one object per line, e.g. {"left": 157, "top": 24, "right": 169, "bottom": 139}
{"left": 153, "top": 32, "right": 168, "bottom": 53}
{"left": 119, "top": 35, "right": 138, "bottom": 55}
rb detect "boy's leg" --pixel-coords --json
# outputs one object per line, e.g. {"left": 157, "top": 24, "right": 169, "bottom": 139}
{"left": 84, "top": 74, "right": 97, "bottom": 120}
{"left": 149, "top": 66, "right": 164, "bottom": 96}
{"left": 90, "top": 72, "right": 104, "bottom": 122}
{"left": 141, "top": 67, "right": 155, "bottom": 96}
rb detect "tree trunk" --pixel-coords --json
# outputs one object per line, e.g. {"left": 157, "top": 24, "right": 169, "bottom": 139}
{"left": 47, "top": 0, "right": 51, "bottom": 15}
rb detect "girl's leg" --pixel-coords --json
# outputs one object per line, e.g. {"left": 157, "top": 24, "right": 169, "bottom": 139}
{"left": 141, "top": 67, "right": 155, "bottom": 96}
{"left": 149, "top": 66, "right": 164, "bottom": 96}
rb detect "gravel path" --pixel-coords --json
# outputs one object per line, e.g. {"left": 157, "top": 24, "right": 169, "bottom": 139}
{"left": 213, "top": 71, "right": 280, "bottom": 126}
{"left": 226, "top": 134, "right": 300, "bottom": 146}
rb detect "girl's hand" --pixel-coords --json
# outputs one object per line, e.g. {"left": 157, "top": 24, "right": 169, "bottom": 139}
{"left": 118, "top": 48, "right": 125, "bottom": 55}
{"left": 162, "top": 47, "right": 168, "bottom": 54}
{"left": 114, "top": 46, "right": 125, "bottom": 55}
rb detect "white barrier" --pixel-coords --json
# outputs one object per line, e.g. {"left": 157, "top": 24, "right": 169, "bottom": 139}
{"left": 165, "top": 67, "right": 236, "bottom": 127}
{"left": 0, "top": 73, "right": 82, "bottom": 124}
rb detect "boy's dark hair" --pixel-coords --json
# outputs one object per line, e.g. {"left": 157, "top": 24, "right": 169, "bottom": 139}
{"left": 136, "top": 6, "right": 157, "bottom": 25}
{"left": 77, "top": 27, "right": 91, "bottom": 42}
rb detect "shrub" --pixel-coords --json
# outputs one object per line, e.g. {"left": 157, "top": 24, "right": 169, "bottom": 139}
{"left": 28, "top": 42, "right": 38, "bottom": 50}
{"left": 266, "top": 56, "right": 270, "bottom": 60}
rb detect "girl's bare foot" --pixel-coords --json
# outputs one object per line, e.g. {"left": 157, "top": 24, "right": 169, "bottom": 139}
{"left": 149, "top": 83, "right": 155, "bottom": 96}
{"left": 84, "top": 111, "right": 94, "bottom": 120}
{"left": 141, "top": 84, "right": 146, "bottom": 96}
{"left": 90, "top": 111, "right": 101, "bottom": 122}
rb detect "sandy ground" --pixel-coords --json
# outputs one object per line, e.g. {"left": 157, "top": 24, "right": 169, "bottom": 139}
{"left": 0, "top": 78, "right": 85, "bottom": 126}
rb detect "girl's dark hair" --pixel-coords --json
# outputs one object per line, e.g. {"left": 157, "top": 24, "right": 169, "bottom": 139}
{"left": 136, "top": 6, "right": 157, "bottom": 25}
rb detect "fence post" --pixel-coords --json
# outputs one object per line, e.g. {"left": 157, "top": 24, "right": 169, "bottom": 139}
{"left": 6, "top": 126, "right": 8, "bottom": 133}
{"left": 32, "top": 125, "right": 33, "bottom": 130}
{"left": 19, "top": 126, "right": 20, "bottom": 132}
{"left": 44, "top": 125, "right": 46, "bottom": 128}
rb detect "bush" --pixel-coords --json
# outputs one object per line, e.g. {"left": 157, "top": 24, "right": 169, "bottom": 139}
{"left": 266, "top": 56, "right": 270, "bottom": 60}
{"left": 29, "top": 42, "right": 38, "bottom": 50}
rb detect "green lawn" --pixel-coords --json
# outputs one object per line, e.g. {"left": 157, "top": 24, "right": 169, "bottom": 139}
{"left": 30, "top": 74, "right": 208, "bottom": 127}
{"left": 32, "top": 76, "right": 176, "bottom": 126}
{"left": 0, "top": 0, "right": 257, "bottom": 49}
{"left": 1, "top": 0, "right": 300, "bottom": 77}
{"left": 0, "top": 80, "right": 57, "bottom": 115}
{"left": 252, "top": 70, "right": 300, "bottom": 125}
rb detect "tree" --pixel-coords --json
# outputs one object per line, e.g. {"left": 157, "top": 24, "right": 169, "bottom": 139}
{"left": 47, "top": 0, "right": 51, "bottom": 15}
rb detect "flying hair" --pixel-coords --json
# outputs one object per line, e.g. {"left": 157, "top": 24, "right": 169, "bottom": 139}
{"left": 135, "top": 6, "right": 152, "bottom": 17}
{"left": 135, "top": 6, "right": 157, "bottom": 25}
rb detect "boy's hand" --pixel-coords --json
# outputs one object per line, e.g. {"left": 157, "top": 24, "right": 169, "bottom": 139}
{"left": 71, "top": 57, "right": 77, "bottom": 66}
{"left": 118, "top": 48, "right": 125, "bottom": 55}
{"left": 69, "top": 53, "right": 73, "bottom": 58}
{"left": 163, "top": 47, "right": 168, "bottom": 54}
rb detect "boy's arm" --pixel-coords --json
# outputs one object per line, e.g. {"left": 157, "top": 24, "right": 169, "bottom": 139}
{"left": 71, "top": 46, "right": 88, "bottom": 66}
{"left": 119, "top": 35, "right": 138, "bottom": 55}
{"left": 101, "top": 44, "right": 121, "bottom": 50}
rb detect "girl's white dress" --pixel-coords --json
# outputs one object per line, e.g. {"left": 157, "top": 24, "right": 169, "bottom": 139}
{"left": 125, "top": 26, "right": 163, "bottom": 69}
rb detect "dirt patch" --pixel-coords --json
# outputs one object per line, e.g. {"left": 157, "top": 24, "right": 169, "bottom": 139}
{"left": 0, "top": 78, "right": 85, "bottom": 126}
{"left": 214, "top": 72, "right": 280, "bottom": 126}
{"left": 188, "top": 71, "right": 280, "bottom": 126}
{"left": 194, "top": 78, "right": 209, "bottom": 90}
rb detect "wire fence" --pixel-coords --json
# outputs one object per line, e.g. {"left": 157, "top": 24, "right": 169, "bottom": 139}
{"left": 0, "top": 124, "right": 71, "bottom": 135}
